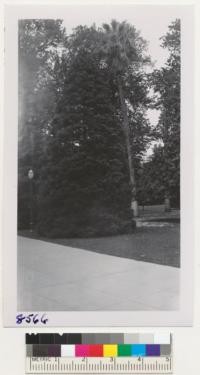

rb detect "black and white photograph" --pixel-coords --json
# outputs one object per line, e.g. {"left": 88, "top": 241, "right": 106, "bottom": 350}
{"left": 3, "top": 4, "right": 194, "bottom": 326}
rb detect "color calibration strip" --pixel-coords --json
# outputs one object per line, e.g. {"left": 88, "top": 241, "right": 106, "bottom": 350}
{"left": 27, "top": 343, "right": 170, "bottom": 357}
{"left": 26, "top": 333, "right": 172, "bottom": 374}
{"left": 26, "top": 333, "right": 171, "bottom": 357}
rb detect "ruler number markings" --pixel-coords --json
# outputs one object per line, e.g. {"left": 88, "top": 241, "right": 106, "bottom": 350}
{"left": 27, "top": 356, "right": 172, "bottom": 373}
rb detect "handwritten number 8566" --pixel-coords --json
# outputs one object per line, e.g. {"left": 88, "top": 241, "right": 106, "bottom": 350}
{"left": 16, "top": 313, "right": 48, "bottom": 325}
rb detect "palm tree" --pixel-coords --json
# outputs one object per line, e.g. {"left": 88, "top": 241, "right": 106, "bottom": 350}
{"left": 101, "top": 20, "right": 149, "bottom": 219}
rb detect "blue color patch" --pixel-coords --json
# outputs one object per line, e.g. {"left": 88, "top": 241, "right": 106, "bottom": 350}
{"left": 131, "top": 344, "right": 146, "bottom": 356}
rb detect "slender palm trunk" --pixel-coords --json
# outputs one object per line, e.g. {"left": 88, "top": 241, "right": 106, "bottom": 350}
{"left": 163, "top": 115, "right": 171, "bottom": 212}
{"left": 117, "top": 77, "right": 138, "bottom": 218}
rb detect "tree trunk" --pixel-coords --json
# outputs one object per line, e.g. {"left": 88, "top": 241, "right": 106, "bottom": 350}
{"left": 117, "top": 77, "right": 138, "bottom": 218}
{"left": 163, "top": 112, "right": 171, "bottom": 213}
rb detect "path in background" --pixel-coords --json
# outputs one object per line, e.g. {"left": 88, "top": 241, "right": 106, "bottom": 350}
{"left": 18, "top": 236, "right": 179, "bottom": 311}
{"left": 138, "top": 205, "right": 180, "bottom": 217}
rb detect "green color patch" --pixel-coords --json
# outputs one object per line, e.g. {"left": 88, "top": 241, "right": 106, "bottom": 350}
{"left": 118, "top": 344, "right": 132, "bottom": 357}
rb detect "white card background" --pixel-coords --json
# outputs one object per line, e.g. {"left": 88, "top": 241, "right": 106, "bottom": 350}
{"left": 0, "top": 0, "right": 200, "bottom": 374}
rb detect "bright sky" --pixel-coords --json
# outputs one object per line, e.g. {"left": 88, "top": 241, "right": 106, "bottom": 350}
{"left": 61, "top": 5, "right": 180, "bottom": 68}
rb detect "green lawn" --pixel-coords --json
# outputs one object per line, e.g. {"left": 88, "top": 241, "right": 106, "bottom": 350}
{"left": 19, "top": 206, "right": 180, "bottom": 268}
{"left": 51, "top": 224, "right": 180, "bottom": 268}
{"left": 20, "top": 223, "right": 180, "bottom": 268}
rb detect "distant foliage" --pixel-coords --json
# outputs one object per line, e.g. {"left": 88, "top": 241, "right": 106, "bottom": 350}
{"left": 149, "top": 19, "right": 180, "bottom": 208}
{"left": 137, "top": 145, "right": 166, "bottom": 206}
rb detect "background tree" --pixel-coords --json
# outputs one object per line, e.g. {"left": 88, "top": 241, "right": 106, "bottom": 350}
{"left": 18, "top": 19, "right": 65, "bottom": 228}
{"left": 151, "top": 19, "right": 180, "bottom": 210}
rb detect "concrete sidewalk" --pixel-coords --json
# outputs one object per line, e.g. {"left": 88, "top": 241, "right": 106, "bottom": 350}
{"left": 18, "top": 236, "right": 179, "bottom": 311}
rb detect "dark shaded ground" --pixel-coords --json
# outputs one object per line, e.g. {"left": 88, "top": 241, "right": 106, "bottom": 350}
{"left": 19, "top": 206, "right": 180, "bottom": 268}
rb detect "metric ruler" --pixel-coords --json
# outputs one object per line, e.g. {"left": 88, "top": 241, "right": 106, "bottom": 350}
{"left": 25, "top": 333, "right": 173, "bottom": 374}
{"left": 26, "top": 356, "right": 172, "bottom": 374}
